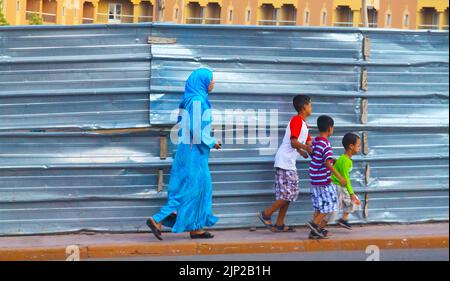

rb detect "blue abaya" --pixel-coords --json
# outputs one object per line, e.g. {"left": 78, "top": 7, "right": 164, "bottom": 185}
{"left": 152, "top": 68, "right": 219, "bottom": 233}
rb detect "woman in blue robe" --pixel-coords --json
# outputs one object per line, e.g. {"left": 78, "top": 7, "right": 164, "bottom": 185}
{"left": 146, "top": 68, "right": 221, "bottom": 240}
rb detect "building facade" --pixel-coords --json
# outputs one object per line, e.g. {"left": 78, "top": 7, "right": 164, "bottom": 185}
{"left": 1, "top": 0, "right": 449, "bottom": 29}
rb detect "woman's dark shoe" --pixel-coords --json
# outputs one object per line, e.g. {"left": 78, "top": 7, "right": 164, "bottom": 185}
{"left": 146, "top": 217, "right": 163, "bottom": 240}
{"left": 190, "top": 231, "right": 214, "bottom": 239}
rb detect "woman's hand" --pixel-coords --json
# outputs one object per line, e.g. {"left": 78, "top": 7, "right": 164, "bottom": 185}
{"left": 214, "top": 141, "right": 222, "bottom": 150}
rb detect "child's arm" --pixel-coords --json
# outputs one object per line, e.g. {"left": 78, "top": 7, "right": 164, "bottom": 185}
{"left": 295, "top": 140, "right": 313, "bottom": 158}
{"left": 291, "top": 138, "right": 312, "bottom": 154}
{"left": 326, "top": 159, "right": 347, "bottom": 187}
{"left": 342, "top": 161, "right": 360, "bottom": 204}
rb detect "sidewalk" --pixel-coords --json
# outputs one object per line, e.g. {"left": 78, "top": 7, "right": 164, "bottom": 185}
{"left": 0, "top": 223, "right": 448, "bottom": 261}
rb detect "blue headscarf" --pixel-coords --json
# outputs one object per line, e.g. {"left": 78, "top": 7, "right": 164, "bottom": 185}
{"left": 179, "top": 68, "right": 213, "bottom": 109}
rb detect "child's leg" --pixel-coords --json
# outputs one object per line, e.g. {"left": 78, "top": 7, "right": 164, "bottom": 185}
{"left": 264, "top": 200, "right": 288, "bottom": 218}
{"left": 342, "top": 212, "right": 350, "bottom": 221}
{"left": 313, "top": 212, "right": 328, "bottom": 225}
{"left": 275, "top": 201, "right": 290, "bottom": 226}
{"left": 319, "top": 217, "right": 331, "bottom": 229}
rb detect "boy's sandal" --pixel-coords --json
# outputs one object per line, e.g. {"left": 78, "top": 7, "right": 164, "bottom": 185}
{"left": 258, "top": 211, "right": 273, "bottom": 228}
{"left": 271, "top": 225, "right": 296, "bottom": 233}
{"left": 190, "top": 231, "right": 214, "bottom": 239}
{"left": 146, "top": 218, "right": 163, "bottom": 241}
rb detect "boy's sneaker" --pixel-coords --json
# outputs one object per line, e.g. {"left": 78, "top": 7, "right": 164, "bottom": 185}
{"left": 319, "top": 228, "right": 330, "bottom": 238}
{"left": 308, "top": 230, "right": 321, "bottom": 239}
{"left": 337, "top": 219, "right": 352, "bottom": 230}
{"left": 306, "top": 221, "right": 324, "bottom": 237}
{"left": 308, "top": 230, "right": 329, "bottom": 240}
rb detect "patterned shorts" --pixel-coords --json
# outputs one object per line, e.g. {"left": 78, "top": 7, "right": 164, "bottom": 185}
{"left": 336, "top": 185, "right": 356, "bottom": 213}
{"left": 274, "top": 168, "right": 299, "bottom": 202}
{"left": 310, "top": 183, "right": 338, "bottom": 214}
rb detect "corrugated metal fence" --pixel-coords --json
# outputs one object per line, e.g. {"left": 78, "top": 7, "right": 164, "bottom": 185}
{"left": 0, "top": 23, "right": 448, "bottom": 235}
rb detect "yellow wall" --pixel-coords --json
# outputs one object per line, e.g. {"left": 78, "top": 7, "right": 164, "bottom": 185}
{"left": 2, "top": 0, "right": 449, "bottom": 29}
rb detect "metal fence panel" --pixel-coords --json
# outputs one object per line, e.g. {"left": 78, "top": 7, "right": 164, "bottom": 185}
{"left": 0, "top": 24, "right": 448, "bottom": 235}
{"left": 0, "top": 25, "right": 152, "bottom": 130}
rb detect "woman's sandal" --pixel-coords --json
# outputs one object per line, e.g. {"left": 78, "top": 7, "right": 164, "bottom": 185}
{"left": 190, "top": 231, "right": 214, "bottom": 239}
{"left": 271, "top": 224, "right": 296, "bottom": 233}
{"left": 146, "top": 217, "right": 163, "bottom": 240}
{"left": 258, "top": 211, "right": 273, "bottom": 228}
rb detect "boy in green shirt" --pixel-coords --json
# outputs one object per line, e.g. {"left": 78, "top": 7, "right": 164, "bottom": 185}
{"left": 331, "top": 133, "right": 361, "bottom": 230}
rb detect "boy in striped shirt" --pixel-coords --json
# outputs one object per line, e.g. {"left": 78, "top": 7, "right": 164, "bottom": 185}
{"left": 306, "top": 115, "right": 346, "bottom": 239}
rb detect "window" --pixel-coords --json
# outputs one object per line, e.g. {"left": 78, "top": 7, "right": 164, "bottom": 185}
{"left": 304, "top": 10, "right": 310, "bottom": 25}
{"left": 62, "top": 6, "right": 65, "bottom": 17}
{"left": 322, "top": 11, "right": 327, "bottom": 25}
{"left": 259, "top": 4, "right": 277, "bottom": 25}
{"left": 175, "top": 8, "right": 178, "bottom": 20}
{"left": 273, "top": 8, "right": 278, "bottom": 22}
{"left": 108, "top": 3, "right": 122, "bottom": 23}
{"left": 74, "top": 9, "right": 78, "bottom": 17}
{"left": 16, "top": 0, "right": 20, "bottom": 11}
{"left": 335, "top": 6, "right": 353, "bottom": 27}
{"left": 229, "top": 9, "right": 233, "bottom": 22}
{"left": 386, "top": 13, "right": 392, "bottom": 27}
{"left": 403, "top": 13, "right": 409, "bottom": 28}
{"left": 247, "top": 9, "right": 251, "bottom": 22}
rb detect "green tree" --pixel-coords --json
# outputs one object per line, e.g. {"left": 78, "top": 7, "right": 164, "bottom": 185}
{"left": 28, "top": 13, "right": 43, "bottom": 25}
{"left": 0, "top": 0, "right": 9, "bottom": 26}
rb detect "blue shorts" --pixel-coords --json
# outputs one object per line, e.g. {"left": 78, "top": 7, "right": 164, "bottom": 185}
{"left": 310, "top": 184, "right": 338, "bottom": 214}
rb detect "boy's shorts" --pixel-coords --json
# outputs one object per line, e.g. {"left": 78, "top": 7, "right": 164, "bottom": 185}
{"left": 274, "top": 168, "right": 299, "bottom": 202}
{"left": 310, "top": 184, "right": 338, "bottom": 214}
{"left": 336, "top": 184, "right": 356, "bottom": 213}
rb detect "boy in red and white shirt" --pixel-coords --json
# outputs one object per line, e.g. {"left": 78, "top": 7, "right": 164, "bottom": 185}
{"left": 258, "top": 95, "right": 313, "bottom": 232}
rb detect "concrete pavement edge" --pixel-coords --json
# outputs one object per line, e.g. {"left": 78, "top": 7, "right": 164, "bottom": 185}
{"left": 0, "top": 235, "right": 448, "bottom": 261}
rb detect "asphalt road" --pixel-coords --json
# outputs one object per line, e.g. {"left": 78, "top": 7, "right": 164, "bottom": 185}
{"left": 88, "top": 248, "right": 449, "bottom": 261}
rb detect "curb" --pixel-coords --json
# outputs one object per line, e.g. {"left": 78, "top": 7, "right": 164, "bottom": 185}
{"left": 0, "top": 235, "right": 448, "bottom": 261}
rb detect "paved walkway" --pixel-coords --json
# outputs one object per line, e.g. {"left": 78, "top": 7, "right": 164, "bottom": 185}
{"left": 0, "top": 223, "right": 448, "bottom": 261}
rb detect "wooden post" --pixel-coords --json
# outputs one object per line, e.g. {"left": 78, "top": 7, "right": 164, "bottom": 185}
{"left": 361, "top": 99, "right": 369, "bottom": 125}
{"left": 160, "top": 134, "right": 167, "bottom": 160}
{"left": 157, "top": 169, "right": 164, "bottom": 192}
{"left": 363, "top": 193, "right": 369, "bottom": 218}
{"left": 361, "top": 68, "right": 368, "bottom": 91}
{"left": 363, "top": 37, "right": 370, "bottom": 60}
{"left": 362, "top": 131, "right": 369, "bottom": 155}
{"left": 365, "top": 163, "right": 370, "bottom": 186}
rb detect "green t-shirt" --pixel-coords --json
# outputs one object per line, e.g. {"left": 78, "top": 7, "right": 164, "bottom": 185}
{"left": 331, "top": 154, "right": 354, "bottom": 195}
